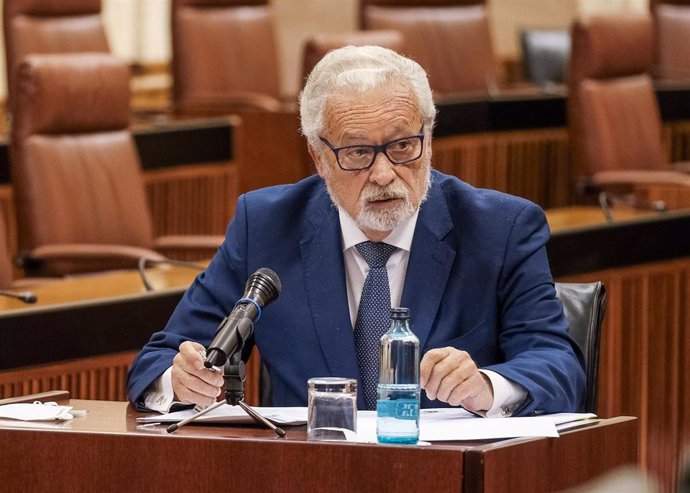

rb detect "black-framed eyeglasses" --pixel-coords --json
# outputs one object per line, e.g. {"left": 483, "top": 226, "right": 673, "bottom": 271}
{"left": 319, "top": 126, "right": 425, "bottom": 171}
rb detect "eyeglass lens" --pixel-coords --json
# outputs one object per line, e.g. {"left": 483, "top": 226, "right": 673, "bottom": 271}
{"left": 339, "top": 136, "right": 422, "bottom": 170}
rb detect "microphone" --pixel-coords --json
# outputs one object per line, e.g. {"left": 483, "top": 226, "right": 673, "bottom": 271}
{"left": 0, "top": 290, "right": 38, "bottom": 304}
{"left": 137, "top": 257, "right": 206, "bottom": 291}
{"left": 204, "top": 268, "right": 281, "bottom": 368}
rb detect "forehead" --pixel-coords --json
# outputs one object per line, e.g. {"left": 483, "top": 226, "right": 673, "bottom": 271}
{"left": 323, "top": 84, "right": 420, "bottom": 138}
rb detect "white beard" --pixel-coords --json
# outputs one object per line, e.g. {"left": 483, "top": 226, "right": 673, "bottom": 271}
{"left": 323, "top": 163, "right": 431, "bottom": 233}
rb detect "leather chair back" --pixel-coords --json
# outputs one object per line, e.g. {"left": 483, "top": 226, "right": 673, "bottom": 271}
{"left": 3, "top": 0, "right": 110, "bottom": 110}
{"left": 361, "top": 1, "right": 495, "bottom": 97}
{"left": 171, "top": 0, "right": 282, "bottom": 115}
{"left": 300, "top": 30, "right": 404, "bottom": 88}
{"left": 655, "top": 4, "right": 690, "bottom": 80}
{"left": 568, "top": 14, "right": 669, "bottom": 183}
{"left": 10, "top": 53, "right": 156, "bottom": 276}
{"left": 555, "top": 281, "right": 607, "bottom": 414}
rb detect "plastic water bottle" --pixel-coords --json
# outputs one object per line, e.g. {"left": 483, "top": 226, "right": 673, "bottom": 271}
{"left": 376, "top": 307, "right": 420, "bottom": 444}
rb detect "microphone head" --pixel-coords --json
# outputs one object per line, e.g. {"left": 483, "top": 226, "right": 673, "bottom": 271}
{"left": 245, "top": 268, "right": 281, "bottom": 306}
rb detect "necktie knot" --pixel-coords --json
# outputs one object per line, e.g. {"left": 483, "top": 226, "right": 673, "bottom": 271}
{"left": 355, "top": 241, "right": 397, "bottom": 268}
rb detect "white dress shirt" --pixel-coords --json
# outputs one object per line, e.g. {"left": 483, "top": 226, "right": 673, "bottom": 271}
{"left": 145, "top": 207, "right": 526, "bottom": 416}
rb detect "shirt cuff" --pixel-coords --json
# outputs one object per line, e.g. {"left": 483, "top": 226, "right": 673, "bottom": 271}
{"left": 143, "top": 366, "right": 176, "bottom": 413}
{"left": 479, "top": 369, "right": 527, "bottom": 417}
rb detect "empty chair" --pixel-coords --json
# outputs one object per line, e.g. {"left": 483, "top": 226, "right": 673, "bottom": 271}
{"left": 301, "top": 30, "right": 404, "bottom": 89}
{"left": 171, "top": 0, "right": 283, "bottom": 116}
{"left": 9, "top": 53, "right": 223, "bottom": 277}
{"left": 3, "top": 0, "right": 110, "bottom": 110}
{"left": 520, "top": 29, "right": 570, "bottom": 87}
{"left": 555, "top": 282, "right": 607, "bottom": 414}
{"left": 361, "top": 0, "right": 496, "bottom": 98}
{"left": 654, "top": 3, "right": 690, "bottom": 81}
{"left": 568, "top": 13, "right": 690, "bottom": 201}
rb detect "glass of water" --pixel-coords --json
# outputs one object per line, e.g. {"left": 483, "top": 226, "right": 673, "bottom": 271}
{"left": 307, "top": 377, "right": 357, "bottom": 441}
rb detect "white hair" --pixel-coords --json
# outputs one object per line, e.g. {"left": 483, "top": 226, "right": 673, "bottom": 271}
{"left": 299, "top": 45, "right": 436, "bottom": 147}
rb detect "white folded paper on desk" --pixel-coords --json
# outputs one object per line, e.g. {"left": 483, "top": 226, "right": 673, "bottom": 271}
{"left": 0, "top": 402, "right": 74, "bottom": 422}
{"left": 352, "top": 409, "right": 597, "bottom": 443}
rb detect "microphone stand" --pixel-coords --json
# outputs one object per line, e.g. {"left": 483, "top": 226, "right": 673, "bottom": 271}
{"left": 167, "top": 322, "right": 285, "bottom": 437}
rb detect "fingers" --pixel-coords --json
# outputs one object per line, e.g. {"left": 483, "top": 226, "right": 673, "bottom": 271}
{"left": 172, "top": 341, "right": 224, "bottom": 407}
{"left": 420, "top": 347, "right": 494, "bottom": 412}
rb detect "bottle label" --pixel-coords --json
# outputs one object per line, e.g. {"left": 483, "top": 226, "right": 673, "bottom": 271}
{"left": 376, "top": 399, "right": 420, "bottom": 420}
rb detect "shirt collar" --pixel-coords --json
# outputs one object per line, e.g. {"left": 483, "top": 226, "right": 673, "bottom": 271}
{"left": 338, "top": 206, "right": 419, "bottom": 253}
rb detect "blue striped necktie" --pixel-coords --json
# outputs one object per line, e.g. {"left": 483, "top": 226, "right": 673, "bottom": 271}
{"left": 354, "top": 241, "right": 398, "bottom": 410}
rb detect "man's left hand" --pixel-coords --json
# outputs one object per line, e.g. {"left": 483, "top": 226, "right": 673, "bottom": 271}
{"left": 420, "top": 347, "right": 494, "bottom": 413}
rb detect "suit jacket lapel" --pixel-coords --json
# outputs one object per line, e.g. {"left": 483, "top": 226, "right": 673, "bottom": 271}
{"left": 401, "top": 179, "right": 456, "bottom": 350}
{"left": 300, "top": 190, "right": 360, "bottom": 381}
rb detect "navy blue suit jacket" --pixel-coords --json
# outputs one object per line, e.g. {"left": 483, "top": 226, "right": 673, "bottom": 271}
{"left": 127, "top": 170, "right": 585, "bottom": 414}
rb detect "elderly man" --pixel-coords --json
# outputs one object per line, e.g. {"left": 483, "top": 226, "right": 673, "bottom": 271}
{"left": 127, "top": 46, "right": 584, "bottom": 416}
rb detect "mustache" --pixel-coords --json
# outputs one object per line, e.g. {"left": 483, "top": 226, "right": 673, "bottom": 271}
{"left": 360, "top": 182, "right": 409, "bottom": 202}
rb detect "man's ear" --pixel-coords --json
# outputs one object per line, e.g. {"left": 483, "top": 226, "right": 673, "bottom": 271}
{"left": 308, "top": 143, "right": 327, "bottom": 177}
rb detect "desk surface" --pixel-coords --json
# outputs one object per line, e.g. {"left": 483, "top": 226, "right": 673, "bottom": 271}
{"left": 0, "top": 266, "right": 200, "bottom": 369}
{"left": 0, "top": 264, "right": 199, "bottom": 313}
{"left": 0, "top": 399, "right": 638, "bottom": 493}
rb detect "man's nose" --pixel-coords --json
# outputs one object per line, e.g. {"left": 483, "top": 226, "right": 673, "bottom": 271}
{"left": 368, "top": 151, "right": 396, "bottom": 186}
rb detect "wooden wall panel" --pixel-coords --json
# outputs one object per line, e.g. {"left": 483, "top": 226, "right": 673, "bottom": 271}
{"left": 665, "top": 120, "right": 690, "bottom": 163}
{"left": 0, "top": 352, "right": 136, "bottom": 402}
{"left": 561, "top": 258, "right": 690, "bottom": 492}
{"left": 0, "top": 185, "right": 16, "bottom": 260}
{"left": 144, "top": 162, "right": 237, "bottom": 236}
{"left": 433, "top": 128, "right": 572, "bottom": 209}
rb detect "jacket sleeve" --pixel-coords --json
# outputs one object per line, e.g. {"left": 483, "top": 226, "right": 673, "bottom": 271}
{"left": 484, "top": 202, "right": 586, "bottom": 416}
{"left": 126, "top": 195, "right": 251, "bottom": 405}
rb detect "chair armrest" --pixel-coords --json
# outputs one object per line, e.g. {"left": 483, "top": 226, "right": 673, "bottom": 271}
{"left": 592, "top": 170, "right": 690, "bottom": 186}
{"left": 671, "top": 161, "right": 690, "bottom": 174}
{"left": 153, "top": 235, "right": 224, "bottom": 249}
{"left": 153, "top": 235, "right": 224, "bottom": 259}
{"left": 20, "top": 243, "right": 166, "bottom": 277}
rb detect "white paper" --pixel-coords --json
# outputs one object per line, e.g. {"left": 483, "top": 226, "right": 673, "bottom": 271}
{"left": 0, "top": 403, "right": 74, "bottom": 422}
{"left": 351, "top": 409, "right": 597, "bottom": 443}
{"left": 137, "top": 405, "right": 308, "bottom": 426}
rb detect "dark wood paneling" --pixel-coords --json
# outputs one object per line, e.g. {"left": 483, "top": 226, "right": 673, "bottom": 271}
{"left": 0, "top": 291, "right": 183, "bottom": 370}
{"left": 548, "top": 211, "right": 690, "bottom": 277}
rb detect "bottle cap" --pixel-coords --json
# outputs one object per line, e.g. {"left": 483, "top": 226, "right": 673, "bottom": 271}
{"left": 389, "top": 307, "right": 410, "bottom": 319}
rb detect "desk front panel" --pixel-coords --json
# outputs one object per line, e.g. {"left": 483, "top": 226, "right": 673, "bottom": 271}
{"left": 0, "top": 400, "right": 636, "bottom": 493}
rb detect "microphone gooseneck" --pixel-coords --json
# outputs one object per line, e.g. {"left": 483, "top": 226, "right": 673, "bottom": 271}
{"left": 0, "top": 290, "right": 38, "bottom": 304}
{"left": 204, "top": 268, "right": 281, "bottom": 368}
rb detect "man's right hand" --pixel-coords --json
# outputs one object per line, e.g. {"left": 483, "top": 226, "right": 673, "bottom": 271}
{"left": 171, "top": 341, "right": 224, "bottom": 407}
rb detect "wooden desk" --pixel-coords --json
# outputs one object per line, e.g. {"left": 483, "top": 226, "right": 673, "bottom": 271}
{"left": 0, "top": 266, "right": 200, "bottom": 401}
{"left": 545, "top": 207, "right": 690, "bottom": 491}
{"left": 0, "top": 399, "right": 638, "bottom": 493}
{"left": 0, "top": 264, "right": 199, "bottom": 312}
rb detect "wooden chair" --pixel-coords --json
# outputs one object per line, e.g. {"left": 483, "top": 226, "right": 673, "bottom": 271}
{"left": 360, "top": 0, "right": 496, "bottom": 98}
{"left": 9, "top": 53, "right": 223, "bottom": 277}
{"left": 654, "top": 2, "right": 690, "bottom": 81}
{"left": 300, "top": 30, "right": 404, "bottom": 89}
{"left": 568, "top": 13, "right": 690, "bottom": 203}
{"left": 3, "top": 0, "right": 109, "bottom": 111}
{"left": 171, "top": 0, "right": 283, "bottom": 116}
